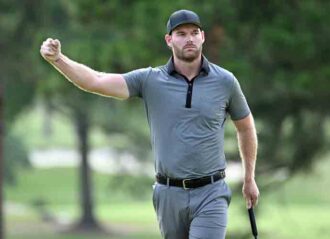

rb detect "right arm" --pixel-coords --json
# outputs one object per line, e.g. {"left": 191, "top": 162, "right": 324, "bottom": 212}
{"left": 40, "top": 38, "right": 129, "bottom": 99}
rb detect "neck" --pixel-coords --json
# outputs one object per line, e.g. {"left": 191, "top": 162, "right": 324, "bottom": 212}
{"left": 173, "top": 55, "right": 202, "bottom": 80}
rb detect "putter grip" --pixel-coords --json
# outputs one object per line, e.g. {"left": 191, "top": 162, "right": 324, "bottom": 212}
{"left": 248, "top": 208, "right": 258, "bottom": 237}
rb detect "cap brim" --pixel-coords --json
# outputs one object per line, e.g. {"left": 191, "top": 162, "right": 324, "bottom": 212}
{"left": 169, "top": 22, "right": 202, "bottom": 33}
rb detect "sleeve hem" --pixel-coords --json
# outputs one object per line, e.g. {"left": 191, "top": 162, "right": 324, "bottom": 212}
{"left": 231, "top": 111, "right": 251, "bottom": 121}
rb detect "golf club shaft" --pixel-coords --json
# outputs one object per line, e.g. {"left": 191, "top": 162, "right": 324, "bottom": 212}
{"left": 248, "top": 208, "right": 258, "bottom": 239}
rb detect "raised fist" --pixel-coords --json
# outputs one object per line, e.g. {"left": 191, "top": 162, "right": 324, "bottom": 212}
{"left": 40, "top": 38, "right": 61, "bottom": 62}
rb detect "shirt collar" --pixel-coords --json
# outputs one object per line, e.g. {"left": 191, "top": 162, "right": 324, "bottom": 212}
{"left": 166, "top": 55, "right": 210, "bottom": 76}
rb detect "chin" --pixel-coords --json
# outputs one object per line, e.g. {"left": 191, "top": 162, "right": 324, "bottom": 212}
{"left": 182, "top": 53, "right": 200, "bottom": 62}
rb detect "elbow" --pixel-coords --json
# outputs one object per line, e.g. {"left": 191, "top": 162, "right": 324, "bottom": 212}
{"left": 238, "top": 127, "right": 257, "bottom": 140}
{"left": 238, "top": 125, "right": 256, "bottom": 134}
{"left": 86, "top": 75, "right": 101, "bottom": 93}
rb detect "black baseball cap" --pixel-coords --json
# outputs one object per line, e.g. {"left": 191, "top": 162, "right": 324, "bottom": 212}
{"left": 167, "top": 10, "right": 202, "bottom": 34}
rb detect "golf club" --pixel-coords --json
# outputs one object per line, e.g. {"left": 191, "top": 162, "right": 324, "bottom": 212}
{"left": 248, "top": 207, "right": 258, "bottom": 239}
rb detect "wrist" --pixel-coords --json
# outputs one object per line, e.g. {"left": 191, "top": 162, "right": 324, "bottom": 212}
{"left": 244, "top": 176, "right": 255, "bottom": 183}
{"left": 53, "top": 53, "right": 63, "bottom": 64}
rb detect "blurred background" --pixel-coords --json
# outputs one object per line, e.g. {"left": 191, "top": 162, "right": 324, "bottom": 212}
{"left": 1, "top": 0, "right": 330, "bottom": 238}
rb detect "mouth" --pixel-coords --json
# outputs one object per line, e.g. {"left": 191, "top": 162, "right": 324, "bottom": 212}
{"left": 184, "top": 45, "right": 197, "bottom": 49}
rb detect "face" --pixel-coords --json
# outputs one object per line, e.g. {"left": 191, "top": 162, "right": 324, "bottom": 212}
{"left": 165, "top": 24, "right": 205, "bottom": 62}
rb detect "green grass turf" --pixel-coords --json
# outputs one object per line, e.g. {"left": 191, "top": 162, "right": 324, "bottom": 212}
{"left": 4, "top": 156, "right": 330, "bottom": 239}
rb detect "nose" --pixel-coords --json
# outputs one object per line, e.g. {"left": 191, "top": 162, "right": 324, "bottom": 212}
{"left": 187, "top": 34, "right": 194, "bottom": 43}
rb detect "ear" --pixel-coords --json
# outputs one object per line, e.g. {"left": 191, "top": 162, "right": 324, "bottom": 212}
{"left": 165, "top": 34, "right": 172, "bottom": 48}
{"left": 201, "top": 30, "right": 205, "bottom": 44}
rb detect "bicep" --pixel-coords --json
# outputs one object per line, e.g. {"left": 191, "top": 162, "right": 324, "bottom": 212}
{"left": 233, "top": 113, "right": 255, "bottom": 133}
{"left": 93, "top": 73, "right": 129, "bottom": 100}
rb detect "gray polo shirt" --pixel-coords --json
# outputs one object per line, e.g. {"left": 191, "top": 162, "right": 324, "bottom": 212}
{"left": 123, "top": 56, "right": 250, "bottom": 179}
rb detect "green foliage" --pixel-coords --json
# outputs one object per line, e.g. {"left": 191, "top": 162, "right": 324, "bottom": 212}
{"left": 194, "top": 1, "right": 330, "bottom": 175}
{"left": 3, "top": 0, "right": 330, "bottom": 202}
{"left": 0, "top": 0, "right": 41, "bottom": 124}
{"left": 4, "top": 133, "right": 30, "bottom": 185}
{"left": 3, "top": 0, "right": 330, "bottom": 236}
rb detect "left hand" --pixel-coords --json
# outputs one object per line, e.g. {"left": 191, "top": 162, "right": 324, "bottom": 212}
{"left": 242, "top": 178, "right": 260, "bottom": 208}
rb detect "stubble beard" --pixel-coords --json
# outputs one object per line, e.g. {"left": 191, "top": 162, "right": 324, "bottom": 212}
{"left": 173, "top": 45, "right": 202, "bottom": 63}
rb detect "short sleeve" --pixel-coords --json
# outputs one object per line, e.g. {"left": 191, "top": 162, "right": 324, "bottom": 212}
{"left": 227, "top": 74, "right": 251, "bottom": 120}
{"left": 122, "top": 67, "right": 152, "bottom": 98}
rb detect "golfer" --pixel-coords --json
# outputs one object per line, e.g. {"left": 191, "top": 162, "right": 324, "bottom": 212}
{"left": 40, "top": 9, "right": 259, "bottom": 239}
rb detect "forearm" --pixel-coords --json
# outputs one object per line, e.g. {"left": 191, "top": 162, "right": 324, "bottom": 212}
{"left": 234, "top": 114, "right": 259, "bottom": 207}
{"left": 41, "top": 38, "right": 129, "bottom": 99}
{"left": 237, "top": 126, "right": 258, "bottom": 181}
{"left": 51, "top": 53, "right": 100, "bottom": 92}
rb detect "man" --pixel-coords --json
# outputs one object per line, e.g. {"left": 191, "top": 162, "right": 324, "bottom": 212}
{"left": 40, "top": 9, "right": 259, "bottom": 239}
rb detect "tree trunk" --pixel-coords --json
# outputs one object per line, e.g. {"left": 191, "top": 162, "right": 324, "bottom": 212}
{"left": 73, "top": 110, "right": 100, "bottom": 231}
{"left": 0, "top": 84, "right": 4, "bottom": 239}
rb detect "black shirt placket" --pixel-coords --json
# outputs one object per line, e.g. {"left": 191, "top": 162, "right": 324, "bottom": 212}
{"left": 177, "top": 73, "right": 199, "bottom": 108}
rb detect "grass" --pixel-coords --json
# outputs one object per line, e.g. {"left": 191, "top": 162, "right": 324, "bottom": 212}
{"left": 7, "top": 104, "right": 330, "bottom": 238}
{"left": 5, "top": 168, "right": 154, "bottom": 206}
{"left": 255, "top": 156, "right": 330, "bottom": 239}
{"left": 4, "top": 155, "right": 330, "bottom": 239}
{"left": 4, "top": 167, "right": 160, "bottom": 238}
{"left": 259, "top": 204, "right": 330, "bottom": 239}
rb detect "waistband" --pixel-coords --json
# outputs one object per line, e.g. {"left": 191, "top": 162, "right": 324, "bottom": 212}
{"left": 156, "top": 170, "right": 226, "bottom": 190}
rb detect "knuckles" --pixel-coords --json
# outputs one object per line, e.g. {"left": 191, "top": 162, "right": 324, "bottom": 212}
{"left": 40, "top": 38, "right": 61, "bottom": 61}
